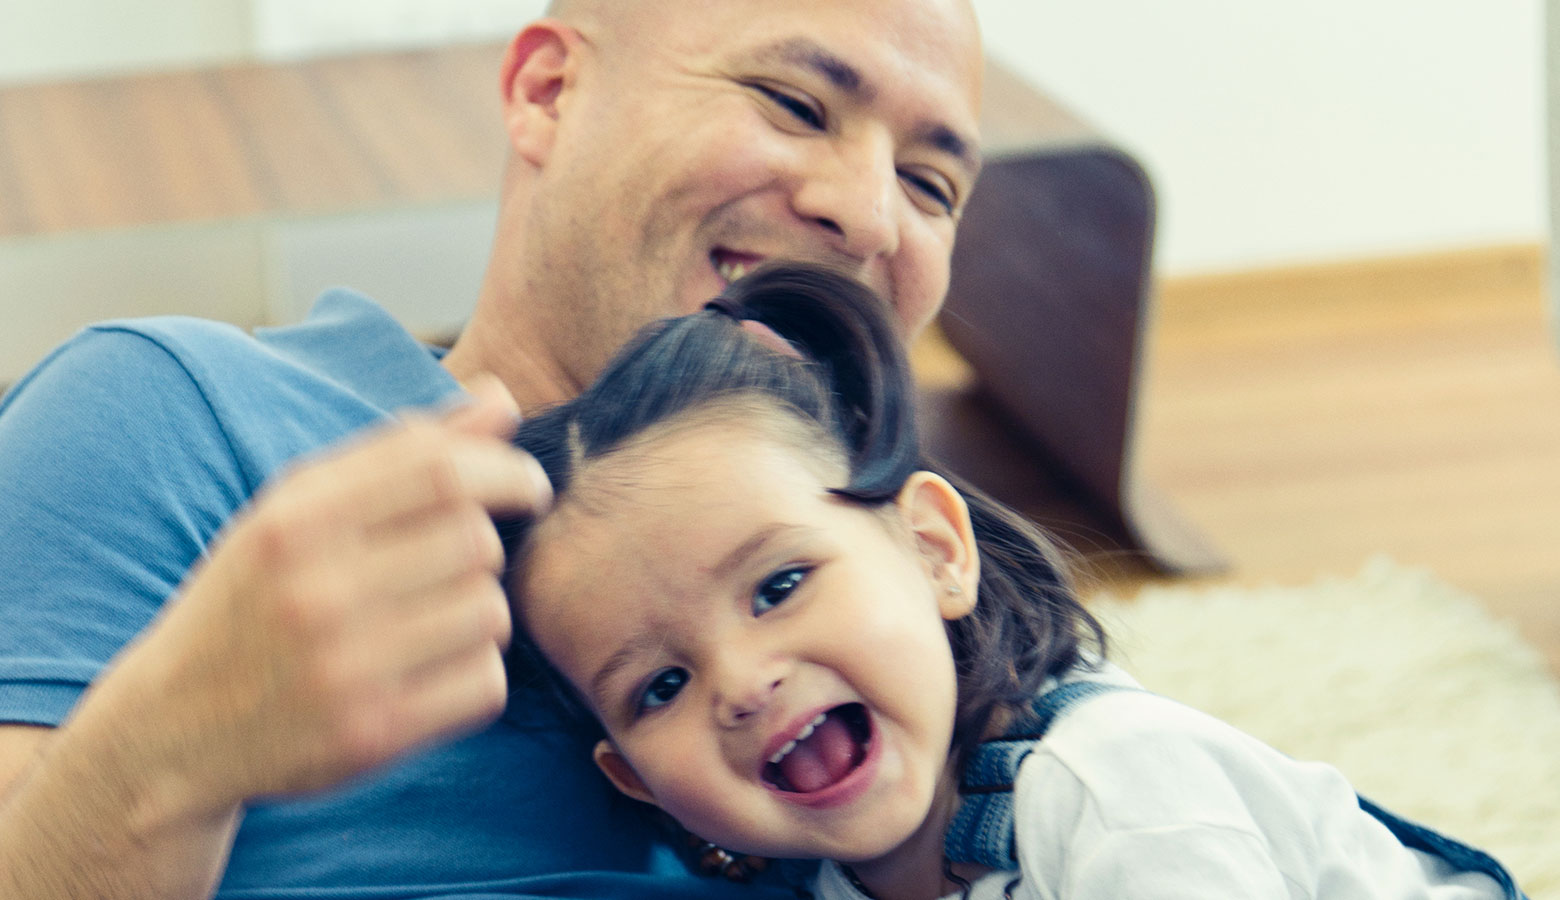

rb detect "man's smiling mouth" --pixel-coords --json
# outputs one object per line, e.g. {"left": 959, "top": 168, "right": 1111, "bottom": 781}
{"left": 761, "top": 703, "right": 871, "bottom": 794}
{"left": 712, "top": 249, "right": 762, "bottom": 285}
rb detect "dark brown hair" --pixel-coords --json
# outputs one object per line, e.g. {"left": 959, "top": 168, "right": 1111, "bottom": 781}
{"left": 500, "top": 262, "right": 1104, "bottom": 761}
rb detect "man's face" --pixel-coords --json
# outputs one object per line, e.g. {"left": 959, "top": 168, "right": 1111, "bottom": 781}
{"left": 522, "top": 0, "right": 983, "bottom": 389}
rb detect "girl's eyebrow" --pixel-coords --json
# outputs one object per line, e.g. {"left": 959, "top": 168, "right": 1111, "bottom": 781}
{"left": 709, "top": 523, "right": 819, "bottom": 581}
{"left": 590, "top": 629, "right": 662, "bottom": 713}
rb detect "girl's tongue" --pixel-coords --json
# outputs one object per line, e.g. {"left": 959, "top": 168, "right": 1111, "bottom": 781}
{"left": 767, "top": 705, "right": 868, "bottom": 793}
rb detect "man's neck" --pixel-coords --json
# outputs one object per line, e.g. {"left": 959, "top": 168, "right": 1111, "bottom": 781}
{"left": 441, "top": 311, "right": 578, "bottom": 416}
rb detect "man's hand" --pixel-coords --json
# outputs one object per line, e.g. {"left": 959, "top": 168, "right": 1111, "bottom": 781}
{"left": 0, "top": 378, "right": 552, "bottom": 899}
{"left": 107, "top": 375, "right": 549, "bottom": 812}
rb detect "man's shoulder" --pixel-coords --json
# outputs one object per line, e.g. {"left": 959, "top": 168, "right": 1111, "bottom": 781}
{"left": 1, "top": 289, "right": 459, "bottom": 489}
{"left": 82, "top": 288, "right": 436, "bottom": 394}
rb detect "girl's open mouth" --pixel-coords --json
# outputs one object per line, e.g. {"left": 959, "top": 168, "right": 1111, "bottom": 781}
{"left": 761, "top": 703, "right": 872, "bottom": 794}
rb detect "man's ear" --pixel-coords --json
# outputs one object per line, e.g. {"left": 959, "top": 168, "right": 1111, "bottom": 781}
{"left": 593, "top": 739, "right": 658, "bottom": 806}
{"left": 499, "top": 20, "right": 585, "bottom": 167}
{"left": 896, "top": 471, "right": 979, "bottom": 621}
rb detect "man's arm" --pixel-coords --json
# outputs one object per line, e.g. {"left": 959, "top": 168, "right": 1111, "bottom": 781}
{"left": 0, "top": 383, "right": 549, "bottom": 899}
{"left": 0, "top": 727, "right": 46, "bottom": 798}
{"left": 0, "top": 719, "right": 243, "bottom": 898}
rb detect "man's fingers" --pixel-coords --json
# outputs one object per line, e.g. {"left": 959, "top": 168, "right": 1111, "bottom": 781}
{"left": 359, "top": 434, "right": 550, "bottom": 527}
{"left": 281, "top": 423, "right": 550, "bottom": 536}
{"left": 392, "top": 643, "right": 511, "bottom": 757}
{"left": 356, "top": 506, "right": 508, "bottom": 602}
{"left": 380, "top": 574, "right": 513, "bottom": 677}
{"left": 443, "top": 436, "right": 552, "bottom": 519}
{"left": 443, "top": 373, "right": 522, "bottom": 438}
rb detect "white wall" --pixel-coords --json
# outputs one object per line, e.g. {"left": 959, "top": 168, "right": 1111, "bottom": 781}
{"left": 1549, "top": 0, "right": 1560, "bottom": 342}
{"left": 973, "top": 0, "right": 1546, "bottom": 274}
{"left": 246, "top": 0, "right": 1549, "bottom": 274}
{"left": 0, "top": 0, "right": 251, "bottom": 84}
{"left": 0, "top": 0, "right": 1546, "bottom": 276}
{"left": 251, "top": 0, "right": 537, "bottom": 59}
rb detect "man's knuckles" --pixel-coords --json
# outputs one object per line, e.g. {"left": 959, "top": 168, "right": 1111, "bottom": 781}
{"left": 393, "top": 421, "right": 471, "bottom": 507}
{"left": 466, "top": 649, "right": 510, "bottom": 723}
{"left": 310, "top": 647, "right": 509, "bottom": 777}
{"left": 270, "top": 568, "right": 364, "bottom": 642}
{"left": 448, "top": 575, "right": 514, "bottom": 654}
{"left": 420, "top": 504, "right": 507, "bottom": 574}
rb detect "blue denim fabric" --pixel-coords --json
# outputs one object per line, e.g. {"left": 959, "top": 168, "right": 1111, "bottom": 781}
{"left": 944, "top": 681, "right": 1132, "bottom": 868}
{"left": 943, "top": 681, "right": 1527, "bottom": 898}
{"left": 1358, "top": 796, "right": 1529, "bottom": 899}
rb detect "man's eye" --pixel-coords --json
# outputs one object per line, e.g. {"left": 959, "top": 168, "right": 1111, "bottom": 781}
{"left": 752, "top": 83, "right": 825, "bottom": 130}
{"left": 901, "top": 170, "right": 956, "bottom": 215}
{"left": 637, "top": 668, "right": 688, "bottom": 713}
{"left": 753, "top": 567, "right": 808, "bottom": 615}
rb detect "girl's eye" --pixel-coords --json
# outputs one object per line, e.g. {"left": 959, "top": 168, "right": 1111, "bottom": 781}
{"left": 637, "top": 668, "right": 689, "bottom": 714}
{"left": 753, "top": 567, "right": 808, "bottom": 615}
{"left": 752, "top": 83, "right": 826, "bottom": 131}
{"left": 901, "top": 170, "right": 956, "bottom": 215}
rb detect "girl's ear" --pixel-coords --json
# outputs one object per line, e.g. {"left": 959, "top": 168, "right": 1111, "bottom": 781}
{"left": 896, "top": 471, "right": 979, "bottom": 621}
{"left": 499, "top": 20, "right": 586, "bottom": 167}
{"left": 593, "top": 739, "right": 659, "bottom": 807}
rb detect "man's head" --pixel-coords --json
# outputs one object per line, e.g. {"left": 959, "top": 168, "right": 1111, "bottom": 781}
{"left": 450, "top": 0, "right": 982, "bottom": 410}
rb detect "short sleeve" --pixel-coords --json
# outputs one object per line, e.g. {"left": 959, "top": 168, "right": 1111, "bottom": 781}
{"left": 0, "top": 325, "right": 250, "bottom": 725}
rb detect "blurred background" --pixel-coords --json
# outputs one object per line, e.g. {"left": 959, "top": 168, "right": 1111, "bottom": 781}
{"left": 0, "top": 1, "right": 1556, "bottom": 672}
{"left": 0, "top": 0, "right": 1544, "bottom": 274}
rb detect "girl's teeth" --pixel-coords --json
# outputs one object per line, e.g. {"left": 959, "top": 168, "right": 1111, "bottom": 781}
{"left": 719, "top": 261, "right": 749, "bottom": 282}
{"left": 768, "top": 712, "right": 831, "bottom": 764}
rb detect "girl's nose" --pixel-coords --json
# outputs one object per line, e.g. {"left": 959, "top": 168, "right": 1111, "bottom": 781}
{"left": 714, "top": 653, "right": 788, "bottom": 729}
{"left": 719, "top": 677, "right": 782, "bottom": 728}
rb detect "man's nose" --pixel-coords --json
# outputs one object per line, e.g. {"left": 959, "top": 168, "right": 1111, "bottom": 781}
{"left": 791, "top": 136, "right": 901, "bottom": 264}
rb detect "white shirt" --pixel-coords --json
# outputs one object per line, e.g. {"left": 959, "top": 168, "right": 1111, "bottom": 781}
{"left": 813, "top": 666, "right": 1505, "bottom": 899}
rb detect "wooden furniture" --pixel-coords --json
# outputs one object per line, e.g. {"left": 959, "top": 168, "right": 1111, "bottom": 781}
{"left": 927, "top": 64, "right": 1223, "bottom": 575}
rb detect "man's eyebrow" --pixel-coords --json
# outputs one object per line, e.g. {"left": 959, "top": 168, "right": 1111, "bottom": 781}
{"left": 919, "top": 123, "right": 982, "bottom": 180}
{"left": 759, "top": 38, "right": 873, "bottom": 101}
{"left": 756, "top": 38, "right": 982, "bottom": 178}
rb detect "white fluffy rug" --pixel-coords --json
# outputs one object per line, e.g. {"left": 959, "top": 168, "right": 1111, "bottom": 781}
{"left": 1089, "top": 558, "right": 1560, "bottom": 899}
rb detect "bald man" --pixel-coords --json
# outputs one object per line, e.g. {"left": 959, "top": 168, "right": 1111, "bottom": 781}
{"left": 0, "top": 1, "right": 982, "bottom": 896}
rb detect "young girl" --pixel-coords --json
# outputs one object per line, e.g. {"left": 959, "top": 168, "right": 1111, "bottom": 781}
{"left": 498, "top": 264, "right": 1527, "bottom": 900}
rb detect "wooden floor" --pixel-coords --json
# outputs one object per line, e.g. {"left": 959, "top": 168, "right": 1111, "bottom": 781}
{"left": 915, "top": 245, "right": 1560, "bottom": 676}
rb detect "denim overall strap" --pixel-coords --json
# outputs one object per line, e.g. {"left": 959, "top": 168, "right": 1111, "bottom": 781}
{"left": 944, "top": 681, "right": 1134, "bottom": 868}
{"left": 1357, "top": 796, "right": 1529, "bottom": 899}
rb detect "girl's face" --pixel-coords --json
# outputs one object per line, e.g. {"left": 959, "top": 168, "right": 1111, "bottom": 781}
{"left": 516, "top": 413, "right": 979, "bottom": 864}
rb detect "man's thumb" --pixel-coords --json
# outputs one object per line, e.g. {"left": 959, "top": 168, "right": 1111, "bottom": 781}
{"left": 446, "top": 373, "right": 522, "bottom": 437}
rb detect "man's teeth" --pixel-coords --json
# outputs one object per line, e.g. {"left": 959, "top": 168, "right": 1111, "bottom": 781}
{"left": 718, "top": 260, "right": 749, "bottom": 283}
{"left": 769, "top": 712, "right": 829, "bottom": 765}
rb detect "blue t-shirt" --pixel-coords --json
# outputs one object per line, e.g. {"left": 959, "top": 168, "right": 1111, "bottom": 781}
{"left": 0, "top": 291, "right": 792, "bottom": 899}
